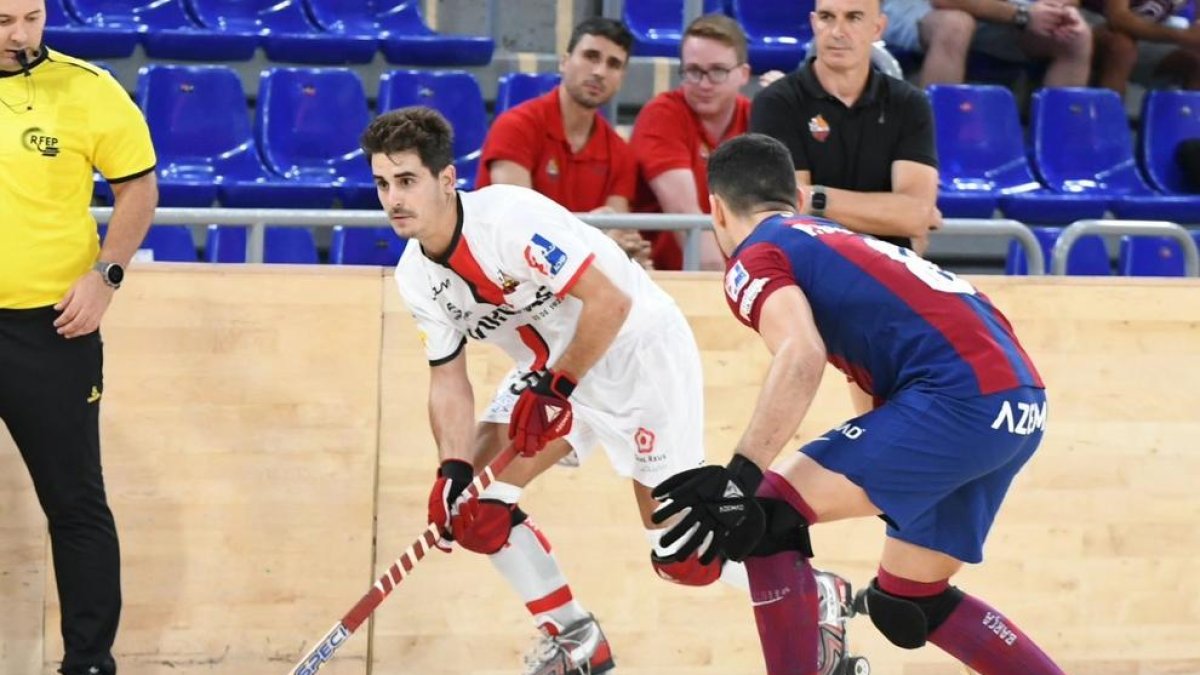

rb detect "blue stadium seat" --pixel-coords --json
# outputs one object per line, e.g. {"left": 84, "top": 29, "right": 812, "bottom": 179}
{"left": 255, "top": 68, "right": 374, "bottom": 208}
{"left": 139, "top": 225, "right": 198, "bottom": 262}
{"left": 135, "top": 65, "right": 331, "bottom": 209}
{"left": 185, "top": 0, "right": 377, "bottom": 64}
{"left": 495, "top": 72, "right": 561, "bottom": 114}
{"left": 67, "top": 0, "right": 259, "bottom": 60}
{"left": 44, "top": 0, "right": 138, "bottom": 58}
{"left": 703, "top": 0, "right": 732, "bottom": 12}
{"left": 730, "top": 0, "right": 811, "bottom": 72}
{"left": 1030, "top": 87, "right": 1200, "bottom": 221}
{"left": 927, "top": 85, "right": 1106, "bottom": 223}
{"left": 1118, "top": 236, "right": 1188, "bottom": 276}
{"left": 305, "top": 0, "right": 493, "bottom": 66}
{"left": 1140, "top": 90, "right": 1200, "bottom": 195}
{"left": 624, "top": 0, "right": 685, "bottom": 57}
{"left": 205, "top": 225, "right": 320, "bottom": 264}
{"left": 1005, "top": 227, "right": 1110, "bottom": 275}
{"left": 329, "top": 226, "right": 407, "bottom": 266}
{"left": 378, "top": 70, "right": 487, "bottom": 189}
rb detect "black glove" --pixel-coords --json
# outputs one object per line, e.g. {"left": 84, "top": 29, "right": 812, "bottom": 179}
{"left": 650, "top": 454, "right": 766, "bottom": 564}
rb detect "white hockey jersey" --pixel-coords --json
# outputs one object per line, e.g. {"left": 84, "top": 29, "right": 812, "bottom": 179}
{"left": 395, "top": 185, "right": 677, "bottom": 371}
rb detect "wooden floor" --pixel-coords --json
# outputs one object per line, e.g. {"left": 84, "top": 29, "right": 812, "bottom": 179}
{"left": 3, "top": 269, "right": 1200, "bottom": 674}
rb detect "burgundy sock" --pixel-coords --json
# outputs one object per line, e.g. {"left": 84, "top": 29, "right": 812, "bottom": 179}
{"left": 744, "top": 471, "right": 820, "bottom": 675}
{"left": 877, "top": 570, "right": 1065, "bottom": 675}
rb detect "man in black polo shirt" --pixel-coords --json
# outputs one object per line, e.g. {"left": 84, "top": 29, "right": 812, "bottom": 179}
{"left": 749, "top": 0, "right": 940, "bottom": 252}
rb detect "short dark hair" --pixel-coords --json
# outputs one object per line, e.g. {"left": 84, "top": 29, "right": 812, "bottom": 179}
{"left": 360, "top": 107, "right": 454, "bottom": 175}
{"left": 566, "top": 17, "right": 634, "bottom": 56}
{"left": 707, "top": 134, "right": 798, "bottom": 216}
{"left": 683, "top": 14, "right": 748, "bottom": 65}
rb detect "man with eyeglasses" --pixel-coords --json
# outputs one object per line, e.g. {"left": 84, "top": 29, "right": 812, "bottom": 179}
{"left": 629, "top": 13, "right": 752, "bottom": 270}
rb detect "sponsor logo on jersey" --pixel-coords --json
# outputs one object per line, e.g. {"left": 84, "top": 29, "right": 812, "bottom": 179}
{"left": 465, "top": 286, "right": 559, "bottom": 340}
{"left": 739, "top": 278, "right": 768, "bottom": 322}
{"left": 523, "top": 234, "right": 568, "bottom": 276}
{"left": 808, "top": 114, "right": 830, "bottom": 142}
{"left": 725, "top": 261, "right": 750, "bottom": 301}
{"left": 990, "top": 400, "right": 1047, "bottom": 436}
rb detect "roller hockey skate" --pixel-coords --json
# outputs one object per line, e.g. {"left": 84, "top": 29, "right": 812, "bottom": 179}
{"left": 814, "top": 569, "right": 872, "bottom": 675}
{"left": 522, "top": 614, "right": 615, "bottom": 675}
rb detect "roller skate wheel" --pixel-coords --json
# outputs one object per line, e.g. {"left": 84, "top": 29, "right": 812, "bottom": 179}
{"left": 849, "top": 656, "right": 870, "bottom": 675}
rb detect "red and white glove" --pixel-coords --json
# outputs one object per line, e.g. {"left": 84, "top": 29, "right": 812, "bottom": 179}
{"left": 427, "top": 459, "right": 474, "bottom": 552}
{"left": 508, "top": 369, "right": 576, "bottom": 457}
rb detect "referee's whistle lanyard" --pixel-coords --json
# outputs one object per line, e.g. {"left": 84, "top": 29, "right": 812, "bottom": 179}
{"left": 0, "top": 46, "right": 38, "bottom": 114}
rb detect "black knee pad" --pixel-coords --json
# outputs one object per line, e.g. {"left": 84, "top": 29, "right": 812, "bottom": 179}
{"left": 862, "top": 578, "right": 965, "bottom": 649}
{"left": 748, "top": 498, "right": 814, "bottom": 558}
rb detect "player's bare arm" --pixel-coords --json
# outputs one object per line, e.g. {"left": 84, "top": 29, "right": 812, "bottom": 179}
{"left": 795, "top": 162, "right": 939, "bottom": 238}
{"left": 549, "top": 264, "right": 631, "bottom": 379}
{"left": 734, "top": 285, "right": 827, "bottom": 471}
{"left": 428, "top": 350, "right": 477, "bottom": 463}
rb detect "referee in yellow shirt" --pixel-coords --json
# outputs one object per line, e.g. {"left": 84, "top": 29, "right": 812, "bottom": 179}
{"left": 1, "top": 2, "right": 157, "bottom": 673}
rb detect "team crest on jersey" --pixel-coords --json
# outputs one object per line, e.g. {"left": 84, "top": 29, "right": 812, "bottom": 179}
{"left": 808, "top": 114, "right": 830, "bottom": 142}
{"left": 699, "top": 141, "right": 711, "bottom": 160}
{"left": 725, "top": 261, "right": 750, "bottom": 301}
{"left": 545, "top": 158, "right": 560, "bottom": 179}
{"left": 524, "top": 234, "right": 568, "bottom": 276}
{"left": 498, "top": 271, "right": 519, "bottom": 294}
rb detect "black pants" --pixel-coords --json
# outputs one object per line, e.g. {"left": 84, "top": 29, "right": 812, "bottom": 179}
{"left": 0, "top": 307, "right": 120, "bottom": 674}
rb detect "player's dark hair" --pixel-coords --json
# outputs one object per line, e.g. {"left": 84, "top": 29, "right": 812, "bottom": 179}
{"left": 566, "top": 17, "right": 634, "bottom": 56}
{"left": 707, "top": 134, "right": 798, "bottom": 216}
{"left": 360, "top": 106, "right": 454, "bottom": 175}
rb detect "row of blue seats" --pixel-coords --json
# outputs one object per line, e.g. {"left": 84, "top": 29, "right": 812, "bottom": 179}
{"left": 106, "top": 225, "right": 407, "bottom": 266}
{"left": 933, "top": 85, "right": 1200, "bottom": 224}
{"left": 1007, "top": 229, "right": 1200, "bottom": 276}
{"left": 105, "top": 66, "right": 562, "bottom": 209}
{"left": 121, "top": 223, "right": 1200, "bottom": 276}
{"left": 119, "top": 63, "right": 1200, "bottom": 223}
{"left": 46, "top": 0, "right": 492, "bottom": 66}
{"left": 628, "top": 0, "right": 1196, "bottom": 73}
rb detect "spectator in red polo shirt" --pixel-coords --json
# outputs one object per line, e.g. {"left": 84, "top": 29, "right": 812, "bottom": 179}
{"left": 477, "top": 17, "right": 650, "bottom": 267}
{"left": 630, "top": 14, "right": 752, "bottom": 270}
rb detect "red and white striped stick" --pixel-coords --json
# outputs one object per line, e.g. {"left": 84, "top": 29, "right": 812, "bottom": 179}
{"left": 289, "top": 444, "right": 520, "bottom": 675}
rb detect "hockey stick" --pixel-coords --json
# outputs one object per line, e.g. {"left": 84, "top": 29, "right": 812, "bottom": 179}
{"left": 289, "top": 443, "right": 521, "bottom": 675}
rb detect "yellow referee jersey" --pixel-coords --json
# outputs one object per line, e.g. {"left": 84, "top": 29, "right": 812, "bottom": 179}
{"left": 0, "top": 48, "right": 156, "bottom": 309}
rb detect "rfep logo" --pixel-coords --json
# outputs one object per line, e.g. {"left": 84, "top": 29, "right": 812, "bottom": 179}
{"left": 22, "top": 127, "right": 60, "bottom": 157}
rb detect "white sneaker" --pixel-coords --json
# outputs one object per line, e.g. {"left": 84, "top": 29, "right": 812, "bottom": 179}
{"left": 522, "top": 615, "right": 615, "bottom": 675}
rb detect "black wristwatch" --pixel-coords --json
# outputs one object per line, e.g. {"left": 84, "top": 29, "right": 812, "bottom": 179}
{"left": 93, "top": 261, "right": 125, "bottom": 289}
{"left": 810, "top": 185, "right": 828, "bottom": 217}
{"left": 1013, "top": 4, "right": 1030, "bottom": 29}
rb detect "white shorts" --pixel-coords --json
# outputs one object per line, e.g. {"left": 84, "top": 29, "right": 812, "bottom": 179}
{"left": 482, "top": 307, "right": 705, "bottom": 488}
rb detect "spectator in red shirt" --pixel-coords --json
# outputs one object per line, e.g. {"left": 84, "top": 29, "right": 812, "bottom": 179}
{"left": 630, "top": 14, "right": 753, "bottom": 270}
{"left": 477, "top": 17, "right": 650, "bottom": 266}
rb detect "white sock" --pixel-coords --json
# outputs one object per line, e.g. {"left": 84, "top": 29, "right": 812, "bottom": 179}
{"left": 487, "top": 486, "right": 588, "bottom": 633}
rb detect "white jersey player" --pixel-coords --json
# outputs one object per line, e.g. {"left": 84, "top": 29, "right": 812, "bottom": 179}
{"left": 363, "top": 107, "right": 721, "bottom": 675}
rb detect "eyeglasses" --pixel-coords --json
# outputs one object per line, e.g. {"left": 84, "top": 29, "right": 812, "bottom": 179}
{"left": 679, "top": 64, "right": 741, "bottom": 84}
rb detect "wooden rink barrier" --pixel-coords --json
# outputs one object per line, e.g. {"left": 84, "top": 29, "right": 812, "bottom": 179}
{"left": 2, "top": 266, "right": 1199, "bottom": 674}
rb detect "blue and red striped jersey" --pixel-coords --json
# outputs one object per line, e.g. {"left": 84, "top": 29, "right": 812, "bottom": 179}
{"left": 723, "top": 215, "right": 1043, "bottom": 401}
